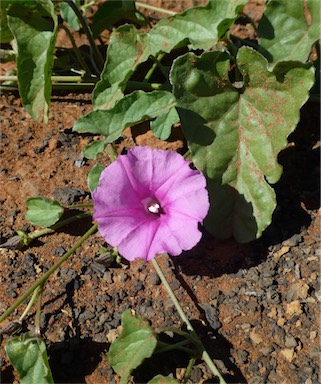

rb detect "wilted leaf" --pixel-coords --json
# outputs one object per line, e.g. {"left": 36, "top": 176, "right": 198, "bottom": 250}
{"left": 151, "top": 107, "right": 180, "bottom": 140}
{"left": 92, "top": 0, "right": 147, "bottom": 37}
{"left": 149, "top": 0, "right": 247, "bottom": 55}
{"left": 5, "top": 333, "right": 54, "bottom": 384}
{"left": 93, "top": 24, "right": 150, "bottom": 110}
{"left": 171, "top": 47, "right": 315, "bottom": 241}
{"left": 74, "top": 90, "right": 176, "bottom": 142}
{"left": 109, "top": 310, "right": 158, "bottom": 384}
{"left": 26, "top": 197, "right": 64, "bottom": 227}
{"left": 88, "top": 163, "right": 104, "bottom": 193}
{"left": 258, "top": 0, "right": 321, "bottom": 67}
{"left": 7, "top": 0, "right": 57, "bottom": 123}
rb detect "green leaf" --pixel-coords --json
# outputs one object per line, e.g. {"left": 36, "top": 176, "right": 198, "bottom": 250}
{"left": 258, "top": 0, "right": 321, "bottom": 67}
{"left": 59, "top": 1, "right": 80, "bottom": 31}
{"left": 7, "top": 0, "right": 58, "bottom": 123}
{"left": 5, "top": 333, "right": 54, "bottom": 384}
{"left": 82, "top": 139, "right": 109, "bottom": 159}
{"left": 148, "top": 375, "right": 179, "bottom": 384}
{"left": 74, "top": 90, "right": 176, "bottom": 142}
{"left": 92, "top": 0, "right": 147, "bottom": 37}
{"left": 171, "top": 47, "right": 315, "bottom": 242}
{"left": 149, "top": 0, "right": 247, "bottom": 55}
{"left": 150, "top": 107, "right": 180, "bottom": 140}
{"left": 109, "top": 310, "right": 158, "bottom": 384}
{"left": 88, "top": 163, "right": 105, "bottom": 192}
{"left": 0, "top": 0, "right": 14, "bottom": 43}
{"left": 26, "top": 197, "right": 64, "bottom": 227}
{"left": 93, "top": 24, "right": 150, "bottom": 110}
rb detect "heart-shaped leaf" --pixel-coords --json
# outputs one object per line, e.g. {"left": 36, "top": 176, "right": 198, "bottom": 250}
{"left": 5, "top": 333, "right": 54, "bottom": 384}
{"left": 171, "top": 47, "right": 315, "bottom": 241}
{"left": 26, "top": 197, "right": 64, "bottom": 228}
{"left": 109, "top": 310, "right": 158, "bottom": 384}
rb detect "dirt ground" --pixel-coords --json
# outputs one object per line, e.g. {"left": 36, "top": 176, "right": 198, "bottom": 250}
{"left": 0, "top": 1, "right": 320, "bottom": 383}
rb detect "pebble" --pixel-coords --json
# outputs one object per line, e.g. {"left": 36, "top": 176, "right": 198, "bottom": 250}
{"left": 285, "top": 334, "right": 297, "bottom": 348}
{"left": 52, "top": 187, "right": 86, "bottom": 206}
{"left": 283, "top": 234, "right": 302, "bottom": 247}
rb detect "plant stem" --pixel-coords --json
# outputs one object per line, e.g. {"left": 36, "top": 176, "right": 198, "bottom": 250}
{"left": 64, "top": 0, "right": 104, "bottom": 71}
{"left": 0, "top": 223, "right": 98, "bottom": 324}
{"left": 144, "top": 53, "right": 166, "bottom": 82}
{"left": 28, "top": 212, "right": 91, "bottom": 241}
{"left": 136, "top": 1, "right": 177, "bottom": 16}
{"left": 58, "top": 24, "right": 92, "bottom": 75}
{"left": 34, "top": 284, "right": 44, "bottom": 337}
{"left": 152, "top": 257, "right": 227, "bottom": 384}
{"left": 18, "top": 286, "right": 40, "bottom": 323}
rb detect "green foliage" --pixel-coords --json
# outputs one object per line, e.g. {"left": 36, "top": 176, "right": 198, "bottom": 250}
{"left": 170, "top": 48, "right": 315, "bottom": 241}
{"left": 148, "top": 375, "right": 179, "bottom": 384}
{"left": 5, "top": 333, "right": 54, "bottom": 384}
{"left": 26, "top": 197, "right": 64, "bottom": 228}
{"left": 258, "top": 0, "right": 321, "bottom": 67}
{"left": 88, "top": 162, "right": 104, "bottom": 192}
{"left": 109, "top": 309, "right": 158, "bottom": 384}
{"left": 92, "top": 0, "right": 147, "bottom": 37}
{"left": 7, "top": 0, "right": 57, "bottom": 123}
{"left": 150, "top": 107, "right": 180, "bottom": 140}
{"left": 93, "top": 24, "right": 150, "bottom": 110}
{"left": 82, "top": 139, "right": 109, "bottom": 160}
{"left": 59, "top": 1, "right": 80, "bottom": 31}
{"left": 74, "top": 90, "right": 176, "bottom": 143}
{"left": 0, "top": 0, "right": 13, "bottom": 43}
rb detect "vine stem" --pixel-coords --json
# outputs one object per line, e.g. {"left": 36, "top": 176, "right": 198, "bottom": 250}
{"left": 136, "top": 1, "right": 177, "bottom": 16}
{"left": 151, "top": 257, "right": 227, "bottom": 384}
{"left": 0, "top": 223, "right": 98, "bottom": 324}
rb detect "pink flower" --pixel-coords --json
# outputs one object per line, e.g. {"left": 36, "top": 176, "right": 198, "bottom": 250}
{"left": 92, "top": 146, "right": 209, "bottom": 261}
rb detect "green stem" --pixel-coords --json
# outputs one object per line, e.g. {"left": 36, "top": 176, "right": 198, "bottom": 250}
{"left": 107, "top": 143, "right": 118, "bottom": 162}
{"left": 144, "top": 53, "right": 166, "bottom": 82}
{"left": 28, "top": 212, "right": 91, "bottom": 241}
{"left": 0, "top": 223, "right": 98, "bottom": 324}
{"left": 18, "top": 286, "right": 40, "bottom": 323}
{"left": 58, "top": 24, "right": 92, "bottom": 75}
{"left": 184, "top": 357, "right": 197, "bottom": 383}
{"left": 155, "top": 339, "right": 194, "bottom": 354}
{"left": 64, "top": 0, "right": 104, "bottom": 71}
{"left": 34, "top": 285, "right": 44, "bottom": 337}
{"left": 152, "top": 257, "right": 227, "bottom": 384}
{"left": 136, "top": 1, "right": 177, "bottom": 16}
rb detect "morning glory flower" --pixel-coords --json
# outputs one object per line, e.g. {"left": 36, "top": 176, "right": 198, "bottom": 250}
{"left": 92, "top": 146, "right": 209, "bottom": 261}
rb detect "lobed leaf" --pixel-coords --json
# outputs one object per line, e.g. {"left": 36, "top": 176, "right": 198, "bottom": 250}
{"left": 74, "top": 90, "right": 176, "bottom": 143}
{"left": 148, "top": 0, "right": 247, "bottom": 55}
{"left": 7, "top": 0, "right": 57, "bottom": 123}
{"left": 93, "top": 24, "right": 150, "bottom": 110}
{"left": 109, "top": 310, "right": 158, "bottom": 384}
{"left": 88, "top": 162, "right": 104, "bottom": 193}
{"left": 5, "top": 333, "right": 54, "bottom": 384}
{"left": 26, "top": 197, "right": 64, "bottom": 228}
{"left": 258, "top": 0, "right": 321, "bottom": 67}
{"left": 171, "top": 47, "right": 315, "bottom": 242}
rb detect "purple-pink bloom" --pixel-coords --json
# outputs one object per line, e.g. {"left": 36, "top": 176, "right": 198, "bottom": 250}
{"left": 92, "top": 146, "right": 209, "bottom": 262}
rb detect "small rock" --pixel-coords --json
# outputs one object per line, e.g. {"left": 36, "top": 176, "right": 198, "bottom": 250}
{"left": 285, "top": 335, "right": 297, "bottom": 348}
{"left": 286, "top": 282, "right": 310, "bottom": 302}
{"left": 283, "top": 234, "right": 302, "bottom": 247}
{"left": 260, "top": 346, "right": 273, "bottom": 356}
{"left": 309, "top": 331, "right": 317, "bottom": 340}
{"left": 250, "top": 331, "right": 263, "bottom": 345}
{"left": 285, "top": 301, "right": 303, "bottom": 317}
{"left": 52, "top": 187, "right": 86, "bottom": 206}
{"left": 281, "top": 348, "right": 295, "bottom": 362}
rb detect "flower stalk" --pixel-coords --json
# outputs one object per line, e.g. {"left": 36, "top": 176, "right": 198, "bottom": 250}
{"left": 152, "top": 257, "right": 227, "bottom": 384}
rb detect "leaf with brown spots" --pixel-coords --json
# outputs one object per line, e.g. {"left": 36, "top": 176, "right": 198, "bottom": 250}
{"left": 171, "top": 47, "right": 315, "bottom": 242}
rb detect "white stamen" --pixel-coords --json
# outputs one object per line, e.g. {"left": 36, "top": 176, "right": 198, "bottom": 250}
{"left": 148, "top": 202, "right": 161, "bottom": 214}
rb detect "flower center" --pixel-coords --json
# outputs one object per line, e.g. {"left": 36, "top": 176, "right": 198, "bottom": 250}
{"left": 143, "top": 198, "right": 164, "bottom": 215}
